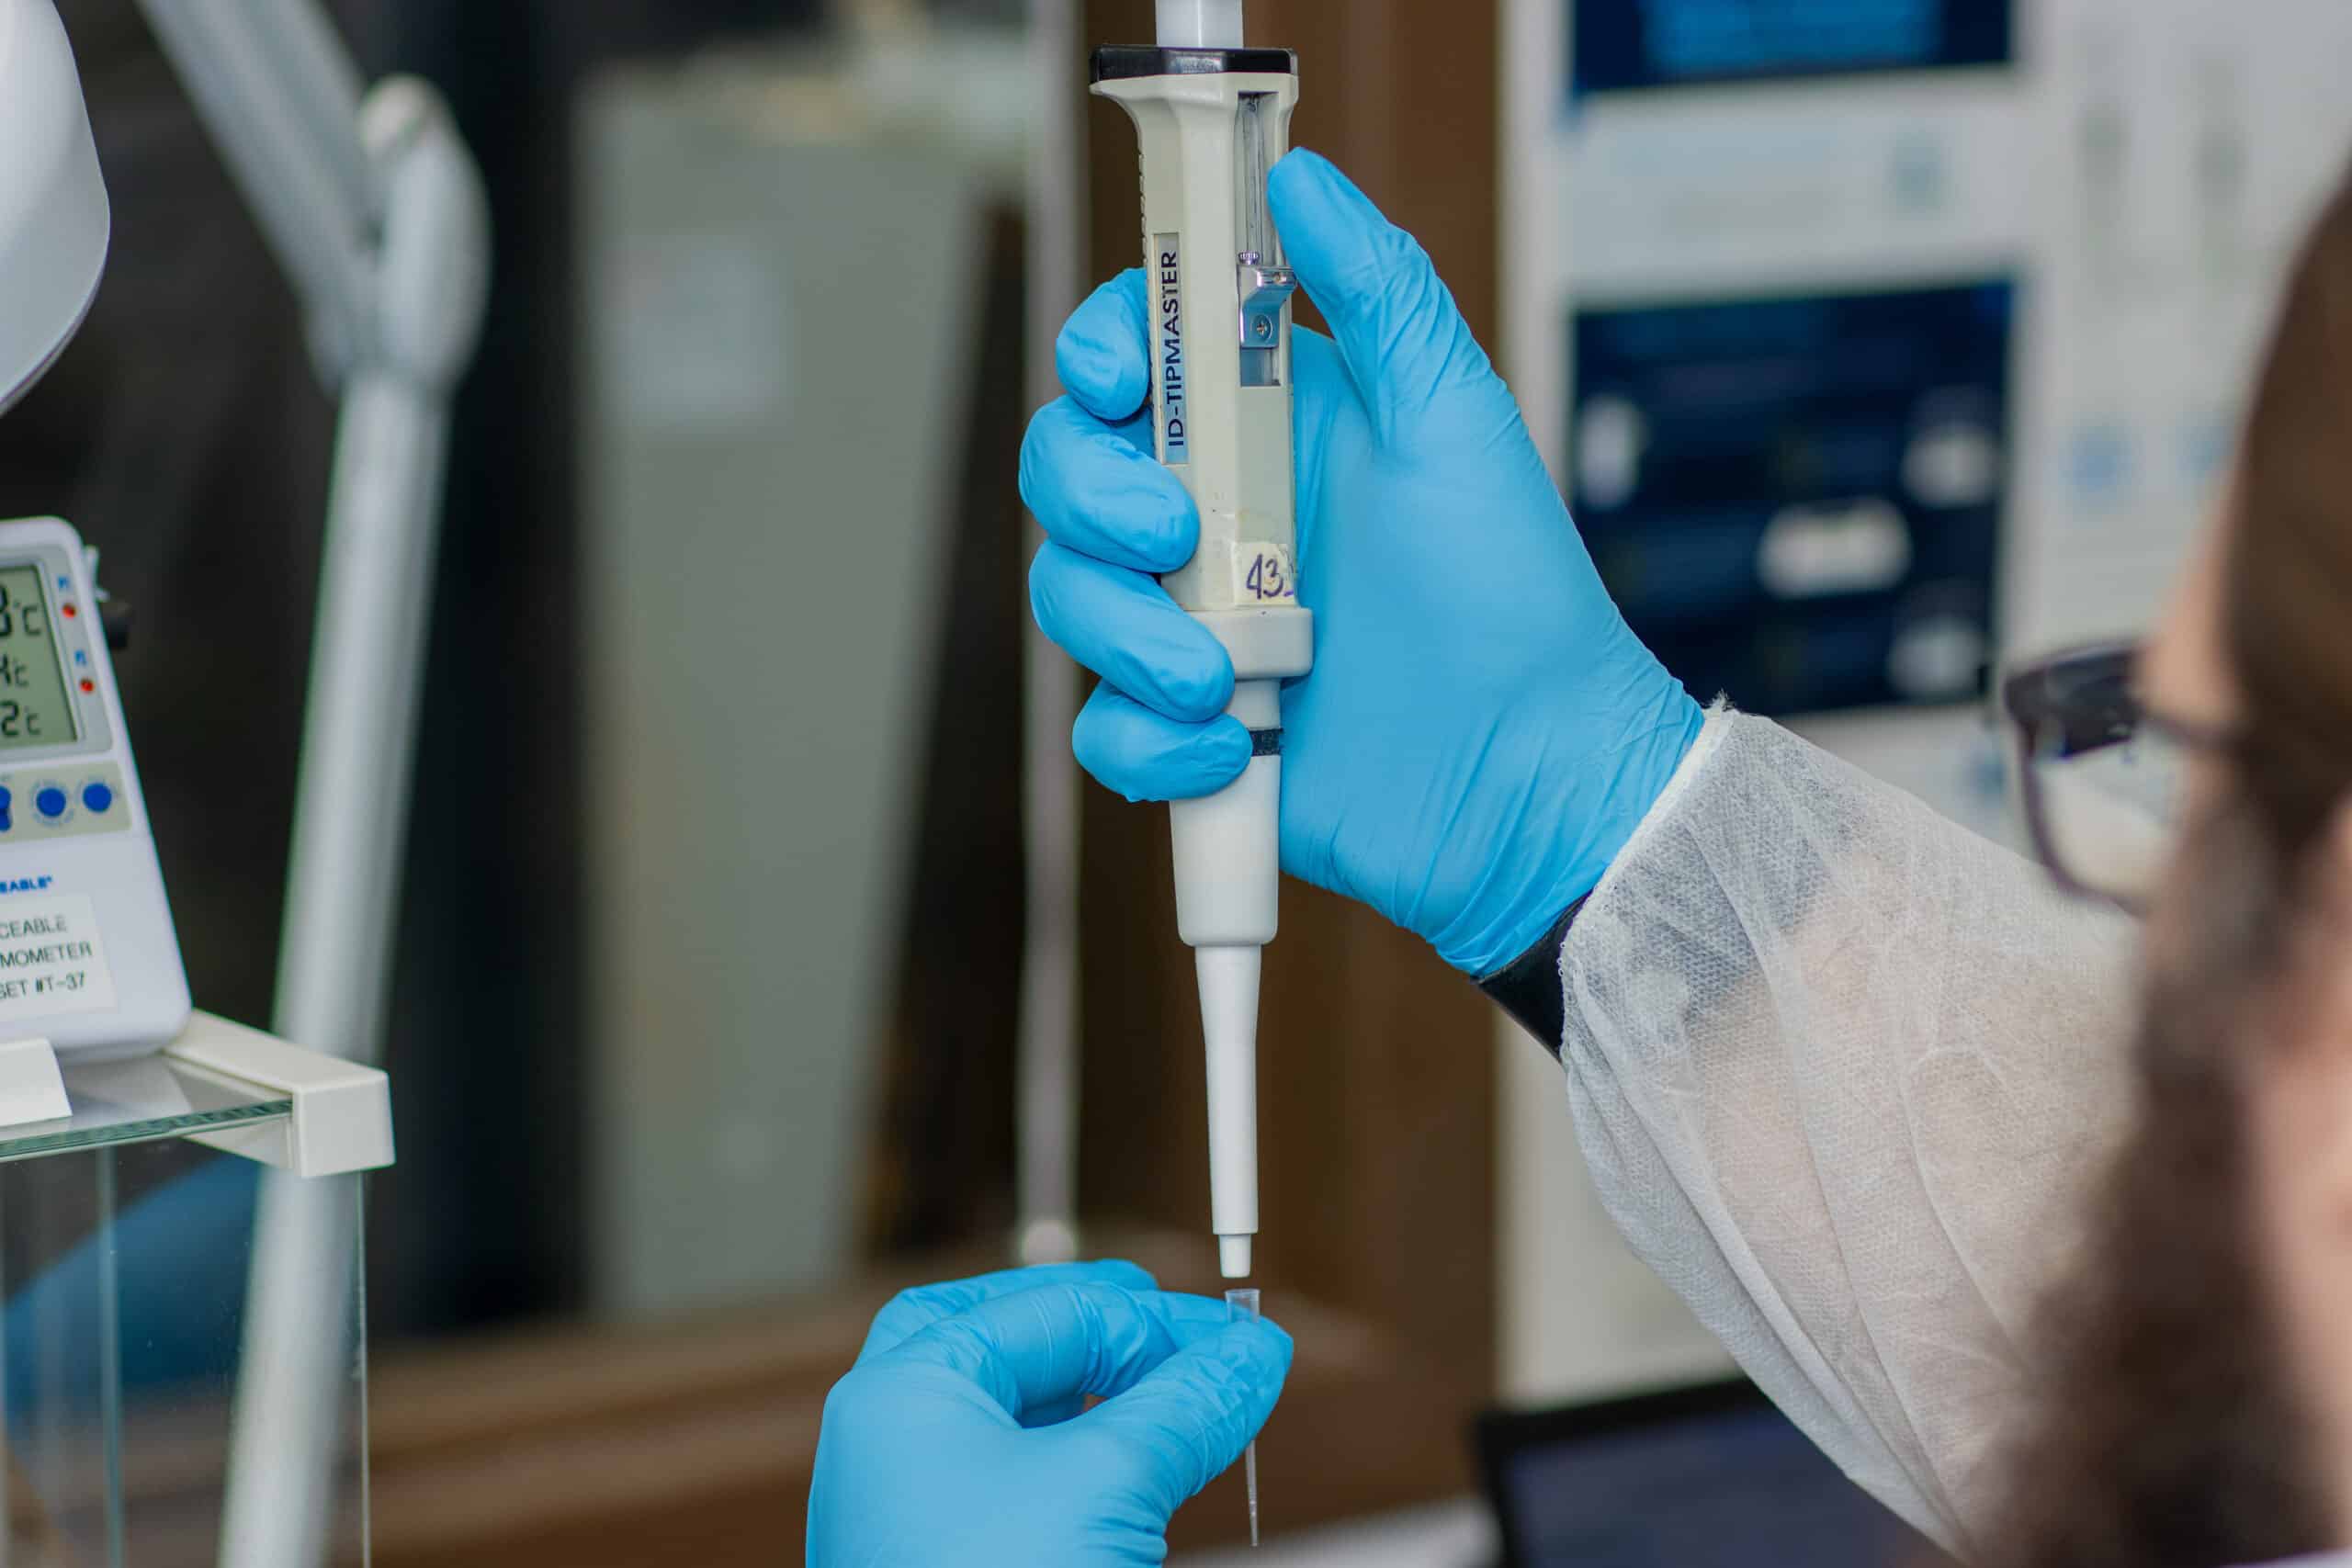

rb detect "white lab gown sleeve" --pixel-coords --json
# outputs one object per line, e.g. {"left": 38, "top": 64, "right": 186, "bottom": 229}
{"left": 1554, "top": 708, "right": 2140, "bottom": 1557}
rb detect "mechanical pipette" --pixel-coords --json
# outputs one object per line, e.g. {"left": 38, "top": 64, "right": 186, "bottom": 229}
{"left": 1092, "top": 0, "right": 1309, "bottom": 1283}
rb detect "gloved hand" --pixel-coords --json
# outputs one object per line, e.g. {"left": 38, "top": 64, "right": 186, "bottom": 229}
{"left": 807, "top": 1260, "right": 1292, "bottom": 1566}
{"left": 1022, "top": 151, "right": 1703, "bottom": 976}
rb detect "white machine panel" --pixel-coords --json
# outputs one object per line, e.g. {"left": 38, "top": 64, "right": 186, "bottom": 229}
{"left": 1497, "top": 0, "right": 2352, "bottom": 1408}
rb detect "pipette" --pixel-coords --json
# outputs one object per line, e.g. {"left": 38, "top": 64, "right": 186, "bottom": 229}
{"left": 1092, "top": 0, "right": 1309, "bottom": 1284}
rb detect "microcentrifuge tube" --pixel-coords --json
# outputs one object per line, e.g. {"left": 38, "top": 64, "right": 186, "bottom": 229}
{"left": 1226, "top": 1288, "right": 1261, "bottom": 1547}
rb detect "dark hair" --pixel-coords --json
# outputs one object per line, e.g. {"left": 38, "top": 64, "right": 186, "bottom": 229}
{"left": 2227, "top": 167, "right": 2352, "bottom": 865}
{"left": 1966, "top": 164, "right": 2352, "bottom": 1568}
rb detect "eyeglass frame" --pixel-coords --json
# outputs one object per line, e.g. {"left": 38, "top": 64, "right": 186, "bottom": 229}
{"left": 1999, "top": 640, "right": 2235, "bottom": 913}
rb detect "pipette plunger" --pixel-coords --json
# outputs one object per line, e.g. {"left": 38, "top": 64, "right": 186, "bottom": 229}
{"left": 1156, "top": 0, "right": 1243, "bottom": 47}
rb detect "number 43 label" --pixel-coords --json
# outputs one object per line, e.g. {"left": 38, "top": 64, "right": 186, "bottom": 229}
{"left": 1233, "top": 544, "right": 1299, "bottom": 604}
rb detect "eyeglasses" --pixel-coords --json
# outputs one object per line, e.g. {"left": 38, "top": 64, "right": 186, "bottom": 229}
{"left": 2000, "top": 642, "right": 2231, "bottom": 915}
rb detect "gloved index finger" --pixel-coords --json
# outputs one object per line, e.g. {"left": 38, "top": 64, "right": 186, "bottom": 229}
{"left": 874, "top": 1282, "right": 1234, "bottom": 1425}
{"left": 1077, "top": 1316, "right": 1294, "bottom": 1516}
{"left": 1020, "top": 397, "right": 1198, "bottom": 575}
{"left": 1057, "top": 270, "right": 1155, "bottom": 423}
{"left": 855, "top": 1260, "right": 1159, "bottom": 1366}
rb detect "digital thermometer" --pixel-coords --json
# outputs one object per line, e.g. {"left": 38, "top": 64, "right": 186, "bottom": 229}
{"left": 1093, "top": 1, "right": 1310, "bottom": 1280}
{"left": 0, "top": 518, "right": 189, "bottom": 1060}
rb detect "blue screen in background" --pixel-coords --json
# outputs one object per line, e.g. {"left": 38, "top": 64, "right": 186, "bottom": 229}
{"left": 1570, "top": 281, "right": 2013, "bottom": 716}
{"left": 1502, "top": 1404, "right": 1950, "bottom": 1566}
{"left": 1573, "top": 0, "right": 2012, "bottom": 98}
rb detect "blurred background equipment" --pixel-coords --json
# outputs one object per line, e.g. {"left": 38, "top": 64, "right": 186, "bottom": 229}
{"left": 109, "top": 2, "right": 491, "bottom": 1562}
{"left": 0, "top": 0, "right": 437, "bottom": 1560}
{"left": 0, "top": 0, "right": 111, "bottom": 417}
{"left": 1495, "top": 0, "right": 2352, "bottom": 1432}
{"left": 1475, "top": 1381, "right": 1954, "bottom": 1568}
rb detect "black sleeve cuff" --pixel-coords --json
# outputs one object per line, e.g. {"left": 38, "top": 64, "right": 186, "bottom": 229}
{"left": 1475, "top": 898, "right": 1587, "bottom": 1058}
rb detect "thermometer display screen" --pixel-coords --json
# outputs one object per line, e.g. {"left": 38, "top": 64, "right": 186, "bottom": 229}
{"left": 0, "top": 566, "right": 77, "bottom": 750}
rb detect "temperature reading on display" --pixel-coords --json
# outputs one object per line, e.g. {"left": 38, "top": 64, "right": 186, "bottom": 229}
{"left": 0, "top": 566, "right": 76, "bottom": 750}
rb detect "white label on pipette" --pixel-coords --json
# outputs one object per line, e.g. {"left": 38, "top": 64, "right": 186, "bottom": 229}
{"left": 1233, "top": 544, "right": 1299, "bottom": 604}
{"left": 0, "top": 894, "right": 116, "bottom": 1022}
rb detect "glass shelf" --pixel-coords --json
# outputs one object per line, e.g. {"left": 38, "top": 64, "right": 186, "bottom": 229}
{"left": 0, "top": 1054, "right": 291, "bottom": 1166}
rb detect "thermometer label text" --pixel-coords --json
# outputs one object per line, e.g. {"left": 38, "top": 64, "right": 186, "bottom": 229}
{"left": 0, "top": 893, "right": 117, "bottom": 1023}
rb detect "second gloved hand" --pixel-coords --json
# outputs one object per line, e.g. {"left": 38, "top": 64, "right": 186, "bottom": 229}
{"left": 1022, "top": 151, "right": 1702, "bottom": 976}
{"left": 807, "top": 1261, "right": 1291, "bottom": 1566}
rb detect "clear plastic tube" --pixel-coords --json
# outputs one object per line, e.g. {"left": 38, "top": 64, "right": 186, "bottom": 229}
{"left": 1226, "top": 1287, "right": 1261, "bottom": 1546}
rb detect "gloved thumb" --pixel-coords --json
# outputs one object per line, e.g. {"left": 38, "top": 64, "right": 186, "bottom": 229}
{"left": 1268, "top": 149, "right": 1494, "bottom": 449}
{"left": 1075, "top": 1317, "right": 1293, "bottom": 1517}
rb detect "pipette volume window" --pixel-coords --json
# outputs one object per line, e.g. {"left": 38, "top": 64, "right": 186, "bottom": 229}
{"left": 1235, "top": 94, "right": 1287, "bottom": 389}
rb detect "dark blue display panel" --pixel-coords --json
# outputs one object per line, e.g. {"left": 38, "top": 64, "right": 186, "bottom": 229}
{"left": 1573, "top": 0, "right": 2012, "bottom": 98}
{"left": 1571, "top": 282, "right": 2012, "bottom": 716}
{"left": 1499, "top": 1401, "right": 1941, "bottom": 1565}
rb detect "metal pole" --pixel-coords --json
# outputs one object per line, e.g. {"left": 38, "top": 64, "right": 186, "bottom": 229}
{"left": 1016, "top": 0, "right": 1089, "bottom": 1267}
{"left": 130, "top": 0, "right": 377, "bottom": 371}
{"left": 217, "top": 370, "right": 447, "bottom": 1568}
{"left": 208, "top": 73, "right": 487, "bottom": 1568}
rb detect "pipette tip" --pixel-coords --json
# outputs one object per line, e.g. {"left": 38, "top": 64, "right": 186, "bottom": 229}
{"left": 1227, "top": 1287, "right": 1263, "bottom": 1549}
{"left": 1218, "top": 1233, "right": 1253, "bottom": 1279}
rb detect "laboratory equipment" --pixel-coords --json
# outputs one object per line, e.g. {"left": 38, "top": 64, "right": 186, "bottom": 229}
{"left": 0, "top": 0, "right": 485, "bottom": 1558}
{"left": 0, "top": 16, "right": 400, "bottom": 1546}
{"left": 1226, "top": 1285, "right": 1261, "bottom": 1545}
{"left": 115, "top": 3, "right": 487, "bottom": 1562}
{"left": 0, "top": 518, "right": 188, "bottom": 1069}
{"left": 1019, "top": 0, "right": 1086, "bottom": 1275}
{"left": 0, "top": 0, "right": 108, "bottom": 417}
{"left": 1027, "top": 157, "right": 1707, "bottom": 977}
{"left": 1092, "top": 0, "right": 1308, "bottom": 1282}
{"left": 1474, "top": 1380, "right": 1953, "bottom": 1568}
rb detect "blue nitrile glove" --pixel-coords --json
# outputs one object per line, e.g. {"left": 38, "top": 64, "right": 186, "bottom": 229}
{"left": 807, "top": 1260, "right": 1292, "bottom": 1566}
{"left": 1022, "top": 151, "right": 1704, "bottom": 976}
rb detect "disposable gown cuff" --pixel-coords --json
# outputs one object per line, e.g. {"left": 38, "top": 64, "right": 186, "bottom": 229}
{"left": 1476, "top": 701, "right": 1736, "bottom": 1054}
{"left": 1476, "top": 899, "right": 1587, "bottom": 1052}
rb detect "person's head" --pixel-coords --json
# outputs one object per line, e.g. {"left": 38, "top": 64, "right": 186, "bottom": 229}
{"left": 1989, "top": 168, "right": 2352, "bottom": 1566}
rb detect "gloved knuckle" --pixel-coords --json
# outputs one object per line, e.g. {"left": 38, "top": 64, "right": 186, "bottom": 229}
{"left": 1071, "top": 709, "right": 1132, "bottom": 788}
{"left": 1169, "top": 666, "right": 1220, "bottom": 718}
{"left": 879, "top": 1283, "right": 946, "bottom": 1325}
{"left": 1014, "top": 412, "right": 1053, "bottom": 504}
{"left": 1026, "top": 549, "right": 1062, "bottom": 618}
{"left": 819, "top": 1369, "right": 888, "bottom": 1450}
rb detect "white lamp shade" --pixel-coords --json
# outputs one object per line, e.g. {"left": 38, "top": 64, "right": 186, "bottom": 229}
{"left": 0, "top": 0, "right": 107, "bottom": 412}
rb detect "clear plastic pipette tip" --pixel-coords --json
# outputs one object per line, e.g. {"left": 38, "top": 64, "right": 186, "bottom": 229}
{"left": 1226, "top": 1287, "right": 1261, "bottom": 1547}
